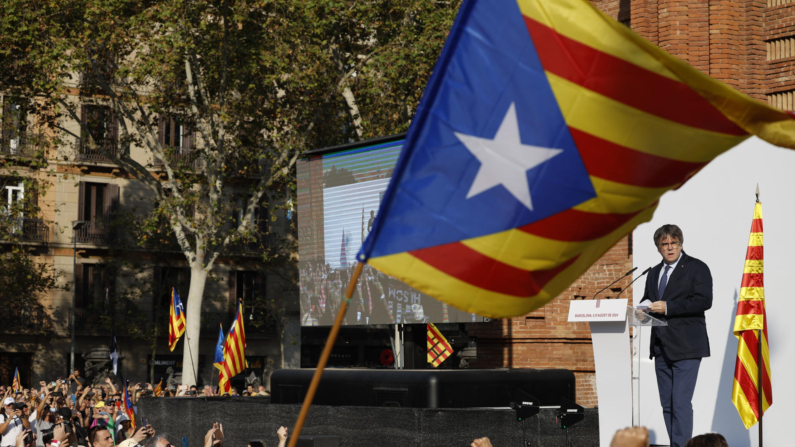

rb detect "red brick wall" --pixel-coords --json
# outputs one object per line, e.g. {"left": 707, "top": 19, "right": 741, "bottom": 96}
{"left": 469, "top": 236, "right": 633, "bottom": 408}
{"left": 469, "top": 0, "right": 794, "bottom": 410}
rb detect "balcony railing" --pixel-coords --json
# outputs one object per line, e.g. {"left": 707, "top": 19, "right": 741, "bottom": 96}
{"left": 0, "top": 133, "right": 43, "bottom": 158}
{"left": 75, "top": 219, "right": 117, "bottom": 245}
{"left": 0, "top": 217, "right": 49, "bottom": 242}
{"left": 0, "top": 306, "right": 52, "bottom": 333}
{"left": 69, "top": 309, "right": 274, "bottom": 335}
{"left": 154, "top": 147, "right": 201, "bottom": 169}
{"left": 77, "top": 139, "right": 125, "bottom": 163}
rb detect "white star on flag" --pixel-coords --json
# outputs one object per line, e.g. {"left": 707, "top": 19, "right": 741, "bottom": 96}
{"left": 454, "top": 103, "right": 563, "bottom": 210}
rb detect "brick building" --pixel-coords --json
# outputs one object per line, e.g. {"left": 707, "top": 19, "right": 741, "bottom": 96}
{"left": 470, "top": 0, "right": 791, "bottom": 408}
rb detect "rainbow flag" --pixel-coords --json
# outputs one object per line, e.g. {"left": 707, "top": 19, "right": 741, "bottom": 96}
{"left": 358, "top": 0, "right": 795, "bottom": 318}
{"left": 219, "top": 302, "right": 247, "bottom": 394}
{"left": 732, "top": 201, "right": 773, "bottom": 429}
{"left": 427, "top": 323, "right": 453, "bottom": 368}
{"left": 12, "top": 368, "right": 21, "bottom": 391}
{"left": 168, "top": 288, "right": 186, "bottom": 351}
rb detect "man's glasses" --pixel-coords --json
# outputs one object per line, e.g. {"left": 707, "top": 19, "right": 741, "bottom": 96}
{"left": 659, "top": 241, "right": 680, "bottom": 249}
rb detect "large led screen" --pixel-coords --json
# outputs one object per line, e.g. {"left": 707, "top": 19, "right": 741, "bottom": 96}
{"left": 297, "top": 138, "right": 485, "bottom": 326}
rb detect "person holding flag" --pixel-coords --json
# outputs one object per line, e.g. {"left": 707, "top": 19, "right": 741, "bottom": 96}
{"left": 152, "top": 379, "right": 163, "bottom": 398}
{"left": 169, "top": 288, "right": 186, "bottom": 352}
{"left": 218, "top": 302, "right": 246, "bottom": 395}
{"left": 11, "top": 368, "right": 21, "bottom": 392}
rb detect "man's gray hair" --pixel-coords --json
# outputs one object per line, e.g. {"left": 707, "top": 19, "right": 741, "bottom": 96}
{"left": 653, "top": 224, "right": 684, "bottom": 247}
{"left": 143, "top": 435, "right": 170, "bottom": 447}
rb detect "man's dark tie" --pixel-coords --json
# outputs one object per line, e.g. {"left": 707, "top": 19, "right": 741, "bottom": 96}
{"left": 658, "top": 265, "right": 671, "bottom": 299}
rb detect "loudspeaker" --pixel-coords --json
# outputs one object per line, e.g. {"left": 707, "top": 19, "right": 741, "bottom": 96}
{"left": 287, "top": 436, "right": 341, "bottom": 447}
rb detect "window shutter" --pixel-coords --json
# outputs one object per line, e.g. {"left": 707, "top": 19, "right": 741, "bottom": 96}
{"left": 104, "top": 184, "right": 120, "bottom": 217}
{"left": 75, "top": 264, "right": 84, "bottom": 308}
{"left": 153, "top": 267, "right": 163, "bottom": 312}
{"left": 257, "top": 202, "right": 268, "bottom": 248}
{"left": 228, "top": 271, "right": 237, "bottom": 307}
{"left": 180, "top": 268, "right": 190, "bottom": 306}
{"left": 111, "top": 110, "right": 119, "bottom": 144}
{"left": 2, "top": 98, "right": 11, "bottom": 144}
{"left": 77, "top": 182, "right": 86, "bottom": 221}
{"left": 184, "top": 123, "right": 193, "bottom": 150}
{"left": 158, "top": 116, "right": 166, "bottom": 146}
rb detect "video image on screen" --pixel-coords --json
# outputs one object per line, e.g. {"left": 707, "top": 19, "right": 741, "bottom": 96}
{"left": 297, "top": 139, "right": 485, "bottom": 326}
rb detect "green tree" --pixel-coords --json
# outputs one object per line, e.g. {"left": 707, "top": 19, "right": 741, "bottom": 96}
{"left": 0, "top": 0, "right": 461, "bottom": 385}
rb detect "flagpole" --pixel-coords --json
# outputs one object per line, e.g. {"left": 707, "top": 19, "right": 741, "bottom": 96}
{"left": 287, "top": 262, "right": 363, "bottom": 447}
{"left": 758, "top": 328, "right": 763, "bottom": 447}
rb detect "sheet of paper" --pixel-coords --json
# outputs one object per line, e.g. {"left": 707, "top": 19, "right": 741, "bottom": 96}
{"left": 636, "top": 300, "right": 651, "bottom": 310}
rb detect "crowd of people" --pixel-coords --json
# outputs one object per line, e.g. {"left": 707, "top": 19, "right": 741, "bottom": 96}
{"left": 0, "top": 372, "right": 284, "bottom": 447}
{"left": 2, "top": 371, "right": 733, "bottom": 447}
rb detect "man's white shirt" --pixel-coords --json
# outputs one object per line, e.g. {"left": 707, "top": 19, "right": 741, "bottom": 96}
{"left": 0, "top": 413, "right": 26, "bottom": 447}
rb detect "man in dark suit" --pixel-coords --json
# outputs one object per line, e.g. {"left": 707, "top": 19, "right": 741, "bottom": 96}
{"left": 642, "top": 224, "right": 712, "bottom": 447}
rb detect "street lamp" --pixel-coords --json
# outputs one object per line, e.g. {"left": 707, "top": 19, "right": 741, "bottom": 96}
{"left": 70, "top": 220, "right": 87, "bottom": 374}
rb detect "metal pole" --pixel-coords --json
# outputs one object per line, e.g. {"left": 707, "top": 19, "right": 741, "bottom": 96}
{"left": 70, "top": 231, "right": 78, "bottom": 374}
{"left": 758, "top": 328, "right": 763, "bottom": 447}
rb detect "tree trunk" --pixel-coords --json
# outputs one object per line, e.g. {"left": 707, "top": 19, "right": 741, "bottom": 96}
{"left": 341, "top": 85, "right": 364, "bottom": 139}
{"left": 181, "top": 266, "right": 208, "bottom": 386}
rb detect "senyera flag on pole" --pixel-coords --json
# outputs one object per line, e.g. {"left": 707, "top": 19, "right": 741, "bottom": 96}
{"left": 219, "top": 301, "right": 246, "bottom": 395}
{"left": 357, "top": 0, "right": 795, "bottom": 319}
{"left": 732, "top": 200, "right": 772, "bottom": 429}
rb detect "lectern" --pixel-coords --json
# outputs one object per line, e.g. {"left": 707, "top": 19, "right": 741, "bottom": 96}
{"left": 568, "top": 300, "right": 666, "bottom": 447}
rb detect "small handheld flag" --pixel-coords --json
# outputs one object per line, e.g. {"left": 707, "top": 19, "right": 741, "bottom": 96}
{"left": 427, "top": 323, "right": 453, "bottom": 368}
{"left": 732, "top": 198, "right": 773, "bottom": 429}
{"left": 12, "top": 368, "right": 21, "bottom": 391}
{"left": 122, "top": 381, "right": 136, "bottom": 429}
{"left": 214, "top": 323, "right": 225, "bottom": 371}
{"left": 153, "top": 379, "right": 163, "bottom": 397}
{"left": 169, "top": 288, "right": 186, "bottom": 352}
{"left": 357, "top": 0, "right": 795, "bottom": 319}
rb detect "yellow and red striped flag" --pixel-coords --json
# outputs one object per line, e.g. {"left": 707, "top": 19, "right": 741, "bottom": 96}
{"left": 153, "top": 379, "right": 163, "bottom": 397}
{"left": 357, "top": 0, "right": 795, "bottom": 319}
{"left": 168, "top": 288, "right": 186, "bottom": 352}
{"left": 219, "top": 301, "right": 247, "bottom": 394}
{"left": 732, "top": 200, "right": 773, "bottom": 429}
{"left": 427, "top": 323, "right": 453, "bottom": 368}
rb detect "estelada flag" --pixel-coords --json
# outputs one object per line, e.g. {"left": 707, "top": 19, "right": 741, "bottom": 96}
{"left": 168, "top": 287, "right": 186, "bottom": 351}
{"left": 732, "top": 201, "right": 772, "bottom": 429}
{"left": 427, "top": 323, "right": 453, "bottom": 368}
{"left": 12, "top": 367, "right": 21, "bottom": 391}
{"left": 357, "top": 0, "right": 795, "bottom": 318}
{"left": 214, "top": 323, "right": 226, "bottom": 371}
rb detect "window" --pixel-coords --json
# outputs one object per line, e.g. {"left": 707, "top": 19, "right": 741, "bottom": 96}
{"left": 1, "top": 180, "right": 24, "bottom": 216}
{"left": 159, "top": 117, "right": 193, "bottom": 151}
{"left": 153, "top": 266, "right": 191, "bottom": 311}
{"left": 82, "top": 106, "right": 116, "bottom": 146}
{"left": 2, "top": 97, "right": 27, "bottom": 155}
{"left": 75, "top": 264, "right": 113, "bottom": 309}
{"left": 79, "top": 182, "right": 119, "bottom": 224}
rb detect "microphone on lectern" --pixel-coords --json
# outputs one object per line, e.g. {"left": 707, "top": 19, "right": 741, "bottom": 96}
{"left": 615, "top": 267, "right": 652, "bottom": 300}
{"left": 592, "top": 267, "right": 638, "bottom": 299}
